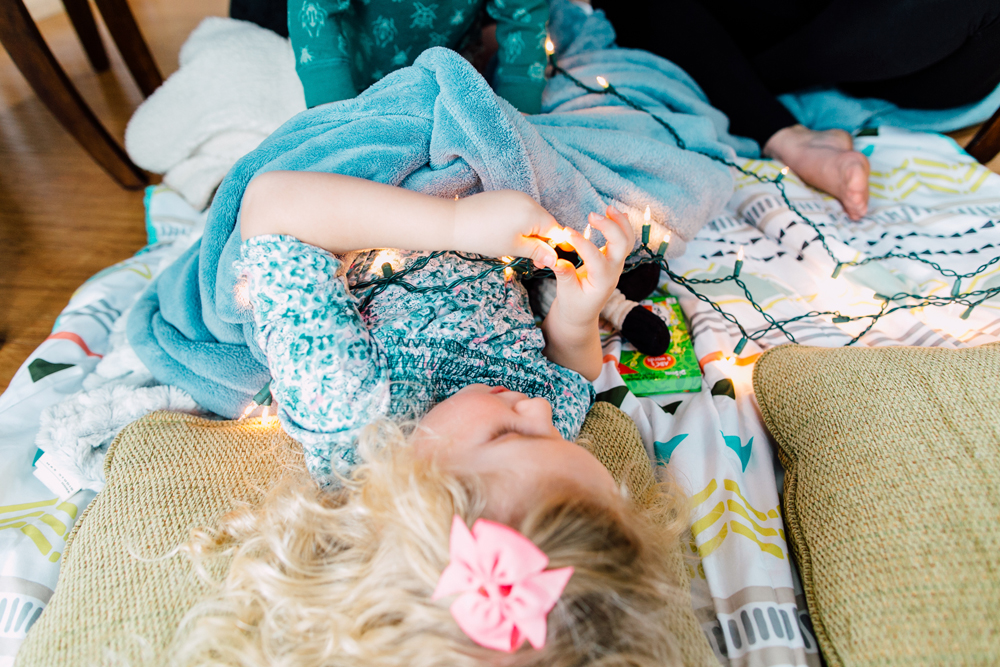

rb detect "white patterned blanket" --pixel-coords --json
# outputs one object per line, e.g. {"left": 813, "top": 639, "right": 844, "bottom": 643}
{"left": 592, "top": 126, "right": 1000, "bottom": 666}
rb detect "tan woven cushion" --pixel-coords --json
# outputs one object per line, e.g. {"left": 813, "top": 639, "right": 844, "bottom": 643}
{"left": 753, "top": 343, "right": 1000, "bottom": 667}
{"left": 17, "top": 404, "right": 716, "bottom": 667}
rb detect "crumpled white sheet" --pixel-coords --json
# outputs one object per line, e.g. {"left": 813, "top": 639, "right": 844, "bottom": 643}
{"left": 32, "top": 297, "right": 207, "bottom": 494}
{"left": 35, "top": 384, "right": 203, "bottom": 492}
{"left": 124, "top": 17, "right": 305, "bottom": 210}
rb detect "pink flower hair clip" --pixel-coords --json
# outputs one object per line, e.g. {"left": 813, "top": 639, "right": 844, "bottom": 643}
{"left": 432, "top": 515, "right": 574, "bottom": 653}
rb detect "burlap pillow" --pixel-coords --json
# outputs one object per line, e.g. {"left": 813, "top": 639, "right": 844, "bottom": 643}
{"left": 17, "top": 405, "right": 716, "bottom": 667}
{"left": 754, "top": 343, "right": 1000, "bottom": 667}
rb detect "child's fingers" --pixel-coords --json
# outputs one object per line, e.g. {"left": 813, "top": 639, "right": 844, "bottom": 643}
{"left": 516, "top": 236, "right": 558, "bottom": 269}
{"left": 567, "top": 227, "right": 610, "bottom": 285}
{"left": 587, "top": 212, "right": 632, "bottom": 265}
{"left": 552, "top": 258, "right": 582, "bottom": 290}
{"left": 599, "top": 207, "right": 636, "bottom": 260}
{"left": 604, "top": 206, "right": 636, "bottom": 247}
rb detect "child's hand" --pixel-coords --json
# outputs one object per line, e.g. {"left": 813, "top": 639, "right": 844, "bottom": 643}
{"left": 550, "top": 206, "right": 635, "bottom": 328}
{"left": 539, "top": 206, "right": 634, "bottom": 381}
{"left": 453, "top": 191, "right": 561, "bottom": 268}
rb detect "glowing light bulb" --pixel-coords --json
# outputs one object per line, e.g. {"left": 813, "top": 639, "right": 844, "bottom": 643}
{"left": 733, "top": 246, "right": 745, "bottom": 278}
{"left": 260, "top": 405, "right": 278, "bottom": 427}
{"left": 238, "top": 403, "right": 256, "bottom": 420}
{"left": 373, "top": 249, "right": 393, "bottom": 267}
{"left": 583, "top": 225, "right": 592, "bottom": 240}
{"left": 372, "top": 249, "right": 395, "bottom": 278}
{"left": 545, "top": 37, "right": 555, "bottom": 55}
{"left": 596, "top": 76, "right": 609, "bottom": 89}
{"left": 644, "top": 205, "right": 651, "bottom": 222}
{"left": 737, "top": 246, "right": 744, "bottom": 262}
{"left": 502, "top": 256, "right": 513, "bottom": 263}
{"left": 504, "top": 267, "right": 514, "bottom": 281}
{"left": 547, "top": 227, "right": 571, "bottom": 247}
{"left": 780, "top": 166, "right": 789, "bottom": 176}
{"left": 656, "top": 230, "right": 671, "bottom": 256}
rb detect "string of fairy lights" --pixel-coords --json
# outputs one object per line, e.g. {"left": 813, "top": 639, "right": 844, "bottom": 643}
{"left": 239, "top": 41, "right": 1000, "bottom": 415}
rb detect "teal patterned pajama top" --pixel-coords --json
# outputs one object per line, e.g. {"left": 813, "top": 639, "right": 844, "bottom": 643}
{"left": 238, "top": 235, "right": 594, "bottom": 480}
{"left": 288, "top": 0, "right": 548, "bottom": 112}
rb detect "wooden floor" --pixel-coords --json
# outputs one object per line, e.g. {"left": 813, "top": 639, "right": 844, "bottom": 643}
{"left": 0, "top": 1, "right": 998, "bottom": 393}
{"left": 0, "top": 0, "right": 226, "bottom": 392}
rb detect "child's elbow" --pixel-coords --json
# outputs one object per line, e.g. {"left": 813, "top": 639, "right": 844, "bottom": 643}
{"left": 240, "top": 171, "right": 288, "bottom": 241}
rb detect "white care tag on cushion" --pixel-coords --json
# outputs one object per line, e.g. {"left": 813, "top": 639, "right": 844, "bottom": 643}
{"left": 33, "top": 454, "right": 84, "bottom": 501}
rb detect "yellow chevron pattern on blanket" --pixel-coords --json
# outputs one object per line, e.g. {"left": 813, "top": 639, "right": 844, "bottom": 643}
{"left": 0, "top": 498, "right": 78, "bottom": 562}
{"left": 688, "top": 478, "right": 786, "bottom": 559}
{"left": 869, "top": 158, "right": 994, "bottom": 202}
{"left": 731, "top": 154, "right": 997, "bottom": 206}
{"left": 730, "top": 520, "right": 785, "bottom": 559}
{"left": 691, "top": 502, "right": 725, "bottom": 540}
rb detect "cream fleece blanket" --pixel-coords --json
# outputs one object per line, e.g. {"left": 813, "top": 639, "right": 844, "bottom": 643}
{"left": 124, "top": 17, "right": 306, "bottom": 210}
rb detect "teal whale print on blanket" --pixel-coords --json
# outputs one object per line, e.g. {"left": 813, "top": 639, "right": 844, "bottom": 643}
{"left": 721, "top": 431, "right": 753, "bottom": 472}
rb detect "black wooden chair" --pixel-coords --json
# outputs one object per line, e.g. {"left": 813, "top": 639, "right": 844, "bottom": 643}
{"left": 0, "top": 0, "right": 163, "bottom": 189}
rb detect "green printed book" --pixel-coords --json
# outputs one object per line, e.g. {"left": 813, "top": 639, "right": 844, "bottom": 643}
{"left": 616, "top": 296, "right": 702, "bottom": 396}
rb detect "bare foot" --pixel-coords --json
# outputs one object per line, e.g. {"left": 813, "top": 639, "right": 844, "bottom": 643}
{"left": 763, "top": 125, "right": 870, "bottom": 220}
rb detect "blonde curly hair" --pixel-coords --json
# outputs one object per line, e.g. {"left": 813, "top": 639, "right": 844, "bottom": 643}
{"left": 169, "top": 421, "right": 690, "bottom": 667}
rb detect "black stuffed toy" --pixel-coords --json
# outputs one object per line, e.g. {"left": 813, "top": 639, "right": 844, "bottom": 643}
{"left": 605, "top": 262, "right": 672, "bottom": 356}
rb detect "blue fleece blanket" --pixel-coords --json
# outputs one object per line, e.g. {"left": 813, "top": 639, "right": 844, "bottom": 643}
{"left": 780, "top": 83, "right": 1000, "bottom": 136}
{"left": 128, "top": 0, "right": 750, "bottom": 418}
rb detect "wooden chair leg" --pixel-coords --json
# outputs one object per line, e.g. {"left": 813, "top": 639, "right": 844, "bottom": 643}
{"left": 965, "top": 105, "right": 1000, "bottom": 164}
{"left": 62, "top": 0, "right": 108, "bottom": 72}
{"left": 0, "top": 0, "right": 147, "bottom": 188}
{"left": 91, "top": 0, "right": 162, "bottom": 97}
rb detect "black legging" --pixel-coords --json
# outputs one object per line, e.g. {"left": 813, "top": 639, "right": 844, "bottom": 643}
{"left": 592, "top": 0, "right": 1000, "bottom": 146}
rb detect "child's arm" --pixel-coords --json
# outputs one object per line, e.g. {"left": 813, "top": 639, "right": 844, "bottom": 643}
{"left": 239, "top": 236, "right": 389, "bottom": 478}
{"left": 541, "top": 207, "right": 635, "bottom": 381}
{"left": 240, "top": 171, "right": 559, "bottom": 267}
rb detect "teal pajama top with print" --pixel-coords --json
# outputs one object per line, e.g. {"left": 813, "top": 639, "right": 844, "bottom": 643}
{"left": 238, "top": 235, "right": 594, "bottom": 481}
{"left": 288, "top": 0, "right": 549, "bottom": 112}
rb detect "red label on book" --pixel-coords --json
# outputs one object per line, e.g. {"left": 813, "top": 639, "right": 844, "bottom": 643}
{"left": 643, "top": 354, "right": 676, "bottom": 370}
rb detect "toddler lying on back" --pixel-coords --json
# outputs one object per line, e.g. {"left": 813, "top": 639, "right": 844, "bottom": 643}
{"left": 165, "top": 169, "right": 702, "bottom": 666}
{"left": 166, "top": 172, "right": 695, "bottom": 665}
